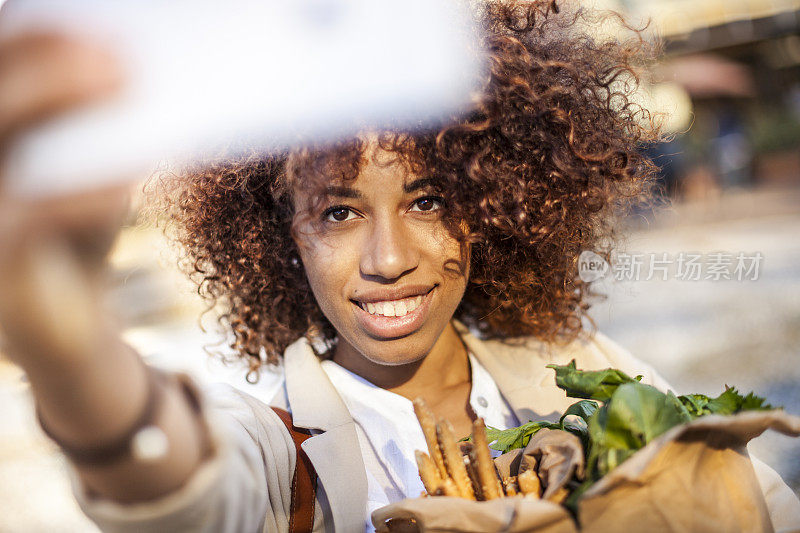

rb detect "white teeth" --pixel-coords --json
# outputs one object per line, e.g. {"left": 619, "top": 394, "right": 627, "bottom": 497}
{"left": 358, "top": 294, "right": 426, "bottom": 317}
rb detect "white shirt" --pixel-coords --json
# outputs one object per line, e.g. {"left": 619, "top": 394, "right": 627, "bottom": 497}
{"left": 321, "top": 353, "right": 520, "bottom": 533}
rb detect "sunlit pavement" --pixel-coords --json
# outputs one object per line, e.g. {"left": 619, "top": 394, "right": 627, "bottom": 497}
{"left": 1, "top": 185, "right": 799, "bottom": 531}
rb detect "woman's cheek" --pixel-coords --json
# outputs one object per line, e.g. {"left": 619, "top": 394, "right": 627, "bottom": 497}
{"left": 422, "top": 224, "right": 468, "bottom": 280}
{"left": 299, "top": 236, "right": 357, "bottom": 311}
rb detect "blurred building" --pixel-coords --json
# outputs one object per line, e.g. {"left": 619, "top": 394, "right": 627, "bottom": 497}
{"left": 622, "top": 0, "right": 800, "bottom": 197}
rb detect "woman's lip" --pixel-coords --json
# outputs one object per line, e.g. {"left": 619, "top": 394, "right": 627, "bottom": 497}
{"left": 352, "top": 285, "right": 434, "bottom": 303}
{"left": 351, "top": 286, "right": 435, "bottom": 339}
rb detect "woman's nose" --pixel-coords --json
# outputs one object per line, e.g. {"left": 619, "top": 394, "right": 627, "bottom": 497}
{"left": 360, "top": 216, "right": 419, "bottom": 280}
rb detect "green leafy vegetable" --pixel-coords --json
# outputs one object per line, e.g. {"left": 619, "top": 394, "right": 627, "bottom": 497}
{"left": 476, "top": 398, "right": 600, "bottom": 453}
{"left": 588, "top": 384, "right": 692, "bottom": 476}
{"left": 679, "top": 387, "right": 774, "bottom": 417}
{"left": 559, "top": 399, "right": 599, "bottom": 426}
{"left": 472, "top": 359, "right": 779, "bottom": 511}
{"left": 557, "top": 399, "right": 597, "bottom": 450}
{"left": 546, "top": 360, "right": 642, "bottom": 401}
{"left": 607, "top": 385, "right": 691, "bottom": 446}
{"left": 481, "top": 421, "right": 560, "bottom": 453}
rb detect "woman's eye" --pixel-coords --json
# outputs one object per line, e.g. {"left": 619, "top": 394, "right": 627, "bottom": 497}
{"left": 410, "top": 196, "right": 444, "bottom": 213}
{"left": 323, "top": 206, "right": 357, "bottom": 222}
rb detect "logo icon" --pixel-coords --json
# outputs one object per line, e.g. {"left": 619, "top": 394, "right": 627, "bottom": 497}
{"left": 578, "top": 251, "right": 609, "bottom": 282}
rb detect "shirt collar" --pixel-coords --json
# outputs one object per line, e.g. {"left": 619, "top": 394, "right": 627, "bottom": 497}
{"left": 283, "top": 334, "right": 353, "bottom": 431}
{"left": 283, "top": 318, "right": 556, "bottom": 430}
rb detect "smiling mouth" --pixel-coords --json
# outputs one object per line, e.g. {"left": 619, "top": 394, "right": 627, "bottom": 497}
{"left": 351, "top": 287, "right": 434, "bottom": 316}
{"left": 349, "top": 286, "right": 436, "bottom": 339}
{"left": 355, "top": 295, "right": 423, "bottom": 317}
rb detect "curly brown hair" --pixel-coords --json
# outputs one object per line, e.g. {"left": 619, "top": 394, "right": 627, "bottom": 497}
{"left": 149, "top": 0, "right": 663, "bottom": 380}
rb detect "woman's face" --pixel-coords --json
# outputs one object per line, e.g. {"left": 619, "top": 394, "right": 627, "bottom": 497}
{"left": 292, "top": 146, "right": 469, "bottom": 366}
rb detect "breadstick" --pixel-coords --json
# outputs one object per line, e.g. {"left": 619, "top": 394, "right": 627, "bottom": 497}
{"left": 442, "top": 478, "right": 460, "bottom": 497}
{"left": 503, "top": 476, "right": 519, "bottom": 497}
{"left": 431, "top": 478, "right": 460, "bottom": 497}
{"left": 415, "top": 450, "right": 442, "bottom": 496}
{"left": 518, "top": 469, "right": 541, "bottom": 498}
{"left": 464, "top": 452, "right": 485, "bottom": 501}
{"left": 471, "top": 418, "right": 503, "bottom": 500}
{"left": 413, "top": 399, "right": 448, "bottom": 480}
{"left": 437, "top": 419, "right": 476, "bottom": 500}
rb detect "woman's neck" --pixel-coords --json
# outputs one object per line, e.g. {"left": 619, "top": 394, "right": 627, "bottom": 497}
{"left": 331, "top": 321, "right": 471, "bottom": 405}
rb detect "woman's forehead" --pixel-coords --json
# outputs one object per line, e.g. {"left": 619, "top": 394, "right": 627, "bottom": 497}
{"left": 290, "top": 139, "right": 421, "bottom": 194}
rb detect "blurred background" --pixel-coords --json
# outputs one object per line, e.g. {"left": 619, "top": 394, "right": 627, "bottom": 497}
{"left": 1, "top": 0, "right": 799, "bottom": 530}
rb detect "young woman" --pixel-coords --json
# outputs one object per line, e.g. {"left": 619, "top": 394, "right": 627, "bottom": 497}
{"left": 1, "top": 1, "right": 798, "bottom": 532}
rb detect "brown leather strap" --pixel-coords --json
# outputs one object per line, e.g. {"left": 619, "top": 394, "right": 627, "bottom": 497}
{"left": 271, "top": 407, "right": 318, "bottom": 533}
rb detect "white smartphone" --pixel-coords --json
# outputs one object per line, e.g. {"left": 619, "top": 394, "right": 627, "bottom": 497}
{"left": 0, "top": 0, "right": 483, "bottom": 198}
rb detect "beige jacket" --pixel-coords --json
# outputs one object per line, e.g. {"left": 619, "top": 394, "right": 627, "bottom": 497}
{"left": 74, "top": 321, "right": 800, "bottom": 532}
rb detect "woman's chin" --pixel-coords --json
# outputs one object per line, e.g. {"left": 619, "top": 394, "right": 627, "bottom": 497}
{"left": 348, "top": 340, "right": 423, "bottom": 366}
{"left": 363, "top": 352, "right": 427, "bottom": 367}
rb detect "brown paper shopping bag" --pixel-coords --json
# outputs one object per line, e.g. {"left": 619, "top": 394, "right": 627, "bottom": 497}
{"left": 373, "top": 410, "right": 800, "bottom": 533}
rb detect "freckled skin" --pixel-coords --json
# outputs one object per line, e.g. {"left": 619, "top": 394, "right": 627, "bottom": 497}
{"left": 292, "top": 145, "right": 475, "bottom": 432}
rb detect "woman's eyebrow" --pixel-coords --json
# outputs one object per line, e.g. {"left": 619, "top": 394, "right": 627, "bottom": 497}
{"left": 323, "top": 177, "right": 437, "bottom": 199}
{"left": 403, "top": 177, "right": 439, "bottom": 193}
{"left": 325, "top": 185, "right": 361, "bottom": 199}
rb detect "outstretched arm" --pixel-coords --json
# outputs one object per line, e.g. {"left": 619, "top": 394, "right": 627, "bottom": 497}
{"left": 0, "top": 30, "right": 208, "bottom": 504}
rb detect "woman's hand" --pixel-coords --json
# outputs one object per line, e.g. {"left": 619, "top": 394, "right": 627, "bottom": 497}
{"left": 0, "top": 31, "right": 125, "bottom": 368}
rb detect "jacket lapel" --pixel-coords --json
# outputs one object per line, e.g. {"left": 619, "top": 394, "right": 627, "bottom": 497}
{"left": 283, "top": 336, "right": 368, "bottom": 532}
